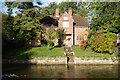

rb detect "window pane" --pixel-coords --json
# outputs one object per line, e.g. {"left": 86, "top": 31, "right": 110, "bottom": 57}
{"left": 62, "top": 21, "right": 69, "bottom": 28}
{"left": 64, "top": 17, "right": 68, "bottom": 20}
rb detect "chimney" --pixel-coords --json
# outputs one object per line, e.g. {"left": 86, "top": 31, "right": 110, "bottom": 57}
{"left": 68, "top": 7, "right": 72, "bottom": 17}
{"left": 56, "top": 8, "right": 59, "bottom": 17}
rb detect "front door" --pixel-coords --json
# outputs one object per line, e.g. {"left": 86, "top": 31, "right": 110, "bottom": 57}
{"left": 64, "top": 34, "right": 72, "bottom": 46}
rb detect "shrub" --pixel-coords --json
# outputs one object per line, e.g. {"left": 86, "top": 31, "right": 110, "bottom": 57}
{"left": 78, "top": 34, "right": 88, "bottom": 49}
{"left": 88, "top": 31, "right": 117, "bottom": 54}
{"left": 79, "top": 40, "right": 88, "bottom": 49}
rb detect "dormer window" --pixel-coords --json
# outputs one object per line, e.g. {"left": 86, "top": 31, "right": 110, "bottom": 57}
{"left": 62, "top": 21, "right": 69, "bottom": 28}
{"left": 64, "top": 17, "right": 68, "bottom": 20}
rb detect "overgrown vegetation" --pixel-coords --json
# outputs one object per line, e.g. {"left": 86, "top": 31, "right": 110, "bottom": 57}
{"left": 88, "top": 31, "right": 117, "bottom": 55}
{"left": 45, "top": 27, "right": 64, "bottom": 50}
{"left": 2, "top": 2, "right": 120, "bottom": 57}
{"left": 87, "top": 2, "right": 119, "bottom": 55}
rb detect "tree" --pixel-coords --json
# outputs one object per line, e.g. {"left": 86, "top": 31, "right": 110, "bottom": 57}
{"left": 45, "top": 27, "right": 56, "bottom": 50}
{"left": 41, "top": 2, "right": 57, "bottom": 16}
{"left": 77, "top": 2, "right": 91, "bottom": 19}
{"left": 5, "top": 2, "right": 42, "bottom": 15}
{"left": 89, "top": 30, "right": 117, "bottom": 55}
{"left": 13, "top": 7, "right": 44, "bottom": 49}
{"left": 4, "top": 2, "right": 43, "bottom": 41}
{"left": 45, "top": 27, "right": 65, "bottom": 49}
{"left": 57, "top": 2, "right": 91, "bottom": 20}
{"left": 90, "top": 2, "right": 120, "bottom": 33}
{"left": 41, "top": 2, "right": 91, "bottom": 21}
{"left": 87, "top": 2, "right": 120, "bottom": 55}
{"left": 56, "top": 28, "right": 65, "bottom": 47}
{"left": 2, "top": 13, "right": 14, "bottom": 40}
{"left": 57, "top": 2, "right": 78, "bottom": 14}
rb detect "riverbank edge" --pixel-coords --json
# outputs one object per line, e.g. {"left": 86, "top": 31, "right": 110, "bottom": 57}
{"left": 2, "top": 56, "right": 120, "bottom": 64}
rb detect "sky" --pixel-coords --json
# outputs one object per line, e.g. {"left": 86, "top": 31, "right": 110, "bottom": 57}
{"left": 0, "top": 0, "right": 64, "bottom": 16}
{"left": 0, "top": 0, "right": 119, "bottom": 16}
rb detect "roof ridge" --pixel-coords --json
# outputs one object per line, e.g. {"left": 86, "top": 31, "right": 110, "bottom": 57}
{"left": 73, "top": 14, "right": 89, "bottom": 23}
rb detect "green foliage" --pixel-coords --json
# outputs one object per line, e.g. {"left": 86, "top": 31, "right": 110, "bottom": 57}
{"left": 80, "top": 40, "right": 88, "bottom": 49}
{"left": 89, "top": 31, "right": 117, "bottom": 54}
{"left": 2, "top": 13, "right": 14, "bottom": 39}
{"left": 57, "top": 2, "right": 78, "bottom": 13}
{"left": 41, "top": 2, "right": 90, "bottom": 20}
{"left": 42, "top": 2, "right": 57, "bottom": 15}
{"left": 56, "top": 28, "right": 65, "bottom": 46}
{"left": 77, "top": 2, "right": 91, "bottom": 19}
{"left": 4, "top": 2, "right": 43, "bottom": 41}
{"left": 45, "top": 27, "right": 65, "bottom": 49}
{"left": 13, "top": 8, "right": 42, "bottom": 40}
{"left": 5, "top": 2, "right": 42, "bottom": 14}
{"left": 90, "top": 2, "right": 120, "bottom": 33}
{"left": 45, "top": 26, "right": 56, "bottom": 49}
{"left": 55, "top": 28, "right": 64, "bottom": 39}
{"left": 88, "top": 2, "right": 119, "bottom": 56}
{"left": 57, "top": 2, "right": 90, "bottom": 19}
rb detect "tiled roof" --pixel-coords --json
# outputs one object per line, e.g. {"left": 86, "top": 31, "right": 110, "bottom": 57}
{"left": 40, "top": 14, "right": 90, "bottom": 27}
{"left": 40, "top": 15, "right": 58, "bottom": 26}
{"left": 72, "top": 14, "right": 89, "bottom": 26}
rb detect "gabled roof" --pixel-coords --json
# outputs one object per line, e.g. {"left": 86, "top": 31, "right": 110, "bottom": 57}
{"left": 72, "top": 14, "right": 89, "bottom": 26}
{"left": 40, "top": 15, "right": 58, "bottom": 26}
{"left": 58, "top": 11, "right": 74, "bottom": 22}
{"left": 40, "top": 13, "right": 90, "bottom": 27}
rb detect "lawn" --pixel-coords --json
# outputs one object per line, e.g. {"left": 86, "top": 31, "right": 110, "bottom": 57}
{"left": 3, "top": 45, "right": 114, "bottom": 57}
{"left": 72, "top": 45, "right": 113, "bottom": 57}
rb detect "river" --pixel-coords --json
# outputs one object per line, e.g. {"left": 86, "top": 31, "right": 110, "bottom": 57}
{"left": 2, "top": 64, "right": 120, "bottom": 79}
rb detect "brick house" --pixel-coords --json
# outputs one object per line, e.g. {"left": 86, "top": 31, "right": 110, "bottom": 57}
{"left": 40, "top": 7, "right": 90, "bottom": 46}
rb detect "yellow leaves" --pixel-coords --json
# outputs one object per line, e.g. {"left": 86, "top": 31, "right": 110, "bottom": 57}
{"left": 89, "top": 31, "right": 117, "bottom": 54}
{"left": 92, "top": 15, "right": 97, "bottom": 19}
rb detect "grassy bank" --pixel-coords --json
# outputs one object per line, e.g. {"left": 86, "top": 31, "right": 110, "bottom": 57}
{"left": 3, "top": 45, "right": 114, "bottom": 57}
{"left": 72, "top": 45, "right": 113, "bottom": 57}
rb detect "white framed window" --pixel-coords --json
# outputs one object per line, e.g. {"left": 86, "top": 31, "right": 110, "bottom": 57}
{"left": 64, "top": 17, "right": 68, "bottom": 20}
{"left": 62, "top": 21, "right": 69, "bottom": 28}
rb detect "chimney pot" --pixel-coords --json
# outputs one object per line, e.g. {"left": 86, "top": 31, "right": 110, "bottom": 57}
{"left": 68, "top": 7, "right": 72, "bottom": 17}
{"left": 56, "top": 8, "right": 59, "bottom": 17}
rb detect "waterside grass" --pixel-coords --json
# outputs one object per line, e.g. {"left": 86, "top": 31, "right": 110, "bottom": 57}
{"left": 3, "top": 45, "right": 113, "bottom": 57}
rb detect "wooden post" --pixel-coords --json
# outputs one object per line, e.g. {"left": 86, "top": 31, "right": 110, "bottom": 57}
{"left": 64, "top": 46, "right": 74, "bottom": 64}
{"left": 66, "top": 52, "right": 74, "bottom": 62}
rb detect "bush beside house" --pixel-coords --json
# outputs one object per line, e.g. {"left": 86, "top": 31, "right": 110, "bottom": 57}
{"left": 88, "top": 31, "right": 117, "bottom": 55}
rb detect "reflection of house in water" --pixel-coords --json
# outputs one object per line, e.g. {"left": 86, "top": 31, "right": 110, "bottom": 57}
{"left": 40, "top": 7, "right": 90, "bottom": 46}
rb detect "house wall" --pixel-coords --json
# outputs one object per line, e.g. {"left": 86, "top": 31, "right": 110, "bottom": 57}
{"left": 74, "top": 27, "right": 89, "bottom": 45}
{"left": 42, "top": 26, "right": 89, "bottom": 46}
{"left": 40, "top": 8, "right": 90, "bottom": 46}
{"left": 41, "top": 11, "right": 90, "bottom": 45}
{"left": 58, "top": 13, "right": 74, "bottom": 33}
{"left": 58, "top": 12, "right": 74, "bottom": 45}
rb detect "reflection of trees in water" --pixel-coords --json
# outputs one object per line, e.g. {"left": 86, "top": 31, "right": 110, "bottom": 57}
{"left": 3, "top": 64, "right": 119, "bottom": 78}
{"left": 74, "top": 65, "right": 118, "bottom": 78}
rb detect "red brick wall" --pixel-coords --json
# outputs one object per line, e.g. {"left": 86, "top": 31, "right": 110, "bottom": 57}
{"left": 58, "top": 12, "right": 74, "bottom": 45}
{"left": 58, "top": 12, "right": 74, "bottom": 32}
{"left": 74, "top": 27, "right": 89, "bottom": 45}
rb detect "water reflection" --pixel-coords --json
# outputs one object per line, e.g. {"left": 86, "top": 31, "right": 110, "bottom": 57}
{"left": 2, "top": 64, "right": 119, "bottom": 78}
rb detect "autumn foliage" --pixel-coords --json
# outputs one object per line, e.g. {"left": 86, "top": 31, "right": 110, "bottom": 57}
{"left": 89, "top": 31, "right": 117, "bottom": 54}
{"left": 78, "top": 34, "right": 88, "bottom": 49}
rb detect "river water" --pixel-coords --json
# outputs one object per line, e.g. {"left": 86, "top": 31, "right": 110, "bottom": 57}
{"left": 2, "top": 64, "right": 120, "bottom": 78}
